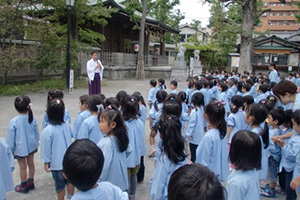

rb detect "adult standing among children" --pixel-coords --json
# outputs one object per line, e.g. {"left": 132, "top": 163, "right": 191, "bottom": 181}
{"left": 86, "top": 51, "right": 104, "bottom": 95}
{"left": 268, "top": 62, "right": 279, "bottom": 83}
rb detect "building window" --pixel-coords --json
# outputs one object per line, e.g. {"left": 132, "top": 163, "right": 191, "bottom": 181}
{"left": 262, "top": 12, "right": 267, "bottom": 17}
{"left": 263, "top": 2, "right": 268, "bottom": 7}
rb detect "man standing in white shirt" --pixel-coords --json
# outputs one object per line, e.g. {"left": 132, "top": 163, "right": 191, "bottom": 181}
{"left": 86, "top": 51, "right": 104, "bottom": 95}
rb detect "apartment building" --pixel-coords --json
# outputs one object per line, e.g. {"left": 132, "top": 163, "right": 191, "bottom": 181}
{"left": 255, "top": 0, "right": 300, "bottom": 33}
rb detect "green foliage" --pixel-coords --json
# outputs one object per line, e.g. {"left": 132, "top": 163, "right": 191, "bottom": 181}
{"left": 0, "top": 79, "right": 88, "bottom": 96}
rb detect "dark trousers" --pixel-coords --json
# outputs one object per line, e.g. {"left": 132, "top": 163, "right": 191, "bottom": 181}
{"left": 88, "top": 73, "right": 101, "bottom": 95}
{"left": 284, "top": 167, "right": 297, "bottom": 200}
{"left": 278, "top": 168, "right": 286, "bottom": 193}
{"left": 137, "top": 156, "right": 145, "bottom": 182}
{"left": 189, "top": 143, "right": 198, "bottom": 163}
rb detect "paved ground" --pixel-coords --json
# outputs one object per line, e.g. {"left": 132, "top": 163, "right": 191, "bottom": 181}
{"left": 0, "top": 79, "right": 285, "bottom": 200}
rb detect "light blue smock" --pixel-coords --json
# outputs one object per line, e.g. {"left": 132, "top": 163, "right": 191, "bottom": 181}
{"left": 77, "top": 115, "right": 103, "bottom": 144}
{"left": 195, "top": 128, "right": 229, "bottom": 182}
{"left": 125, "top": 119, "right": 147, "bottom": 168}
{"left": 227, "top": 110, "right": 248, "bottom": 143}
{"left": 0, "top": 138, "right": 14, "bottom": 200}
{"left": 73, "top": 110, "right": 91, "bottom": 139}
{"left": 226, "top": 169, "right": 260, "bottom": 200}
{"left": 149, "top": 153, "right": 187, "bottom": 200}
{"left": 185, "top": 107, "right": 205, "bottom": 145}
{"left": 97, "top": 136, "right": 132, "bottom": 191}
{"left": 40, "top": 123, "right": 73, "bottom": 170}
{"left": 71, "top": 182, "right": 128, "bottom": 200}
{"left": 6, "top": 115, "right": 39, "bottom": 157}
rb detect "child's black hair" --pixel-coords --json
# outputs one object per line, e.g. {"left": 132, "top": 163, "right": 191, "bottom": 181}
{"left": 229, "top": 130, "right": 261, "bottom": 171}
{"left": 283, "top": 109, "right": 293, "bottom": 128}
{"left": 79, "top": 94, "right": 89, "bottom": 105}
{"left": 104, "top": 97, "right": 120, "bottom": 109}
{"left": 231, "top": 95, "right": 244, "bottom": 114}
{"left": 178, "top": 91, "right": 187, "bottom": 103}
{"left": 158, "top": 115, "right": 186, "bottom": 164}
{"left": 292, "top": 110, "right": 300, "bottom": 126}
{"left": 162, "top": 94, "right": 182, "bottom": 118}
{"left": 154, "top": 90, "right": 168, "bottom": 111}
{"left": 259, "top": 84, "right": 269, "bottom": 94}
{"left": 237, "top": 81, "right": 245, "bottom": 93}
{"left": 269, "top": 108, "right": 285, "bottom": 126}
{"left": 168, "top": 164, "right": 225, "bottom": 200}
{"left": 191, "top": 92, "right": 204, "bottom": 108}
{"left": 205, "top": 102, "right": 226, "bottom": 139}
{"left": 99, "top": 93, "right": 106, "bottom": 102}
{"left": 63, "top": 139, "right": 104, "bottom": 192}
{"left": 158, "top": 78, "right": 166, "bottom": 90}
{"left": 186, "top": 77, "right": 194, "bottom": 89}
{"left": 47, "top": 98, "right": 65, "bottom": 125}
{"left": 258, "top": 95, "right": 277, "bottom": 112}
{"left": 88, "top": 94, "right": 103, "bottom": 112}
{"left": 47, "top": 89, "right": 64, "bottom": 102}
{"left": 132, "top": 91, "right": 146, "bottom": 107}
{"left": 242, "top": 83, "right": 251, "bottom": 92}
{"left": 246, "top": 103, "right": 269, "bottom": 149}
{"left": 219, "top": 83, "right": 228, "bottom": 92}
{"left": 170, "top": 80, "right": 178, "bottom": 88}
{"left": 150, "top": 79, "right": 157, "bottom": 87}
{"left": 99, "top": 107, "right": 129, "bottom": 152}
{"left": 121, "top": 95, "right": 138, "bottom": 121}
{"left": 14, "top": 95, "right": 33, "bottom": 123}
{"left": 116, "top": 90, "right": 128, "bottom": 103}
{"left": 194, "top": 80, "right": 203, "bottom": 90}
{"left": 243, "top": 95, "right": 254, "bottom": 106}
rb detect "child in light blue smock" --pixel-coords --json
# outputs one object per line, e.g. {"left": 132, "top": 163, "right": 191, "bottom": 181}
{"left": 40, "top": 99, "right": 74, "bottom": 200}
{"left": 217, "top": 83, "right": 230, "bottom": 116}
{"left": 148, "top": 90, "right": 167, "bottom": 157}
{"left": 227, "top": 79, "right": 237, "bottom": 102}
{"left": 226, "top": 130, "right": 261, "bottom": 200}
{"left": 255, "top": 84, "right": 270, "bottom": 103}
{"left": 63, "top": 139, "right": 128, "bottom": 200}
{"left": 227, "top": 95, "right": 248, "bottom": 145}
{"left": 195, "top": 101, "right": 229, "bottom": 182}
{"left": 149, "top": 115, "right": 187, "bottom": 200}
{"left": 185, "top": 92, "right": 205, "bottom": 163}
{"left": 6, "top": 95, "right": 39, "bottom": 194}
{"left": 178, "top": 91, "right": 189, "bottom": 134}
{"left": 132, "top": 92, "right": 147, "bottom": 125}
{"left": 42, "top": 89, "right": 71, "bottom": 129}
{"left": 132, "top": 91, "right": 147, "bottom": 183}
{"left": 244, "top": 103, "right": 269, "bottom": 180}
{"left": 73, "top": 95, "right": 91, "bottom": 139}
{"left": 78, "top": 94, "right": 103, "bottom": 144}
{"left": 260, "top": 108, "right": 285, "bottom": 198}
{"left": 276, "top": 110, "right": 300, "bottom": 199}
{"left": 97, "top": 105, "right": 131, "bottom": 191}
{"left": 148, "top": 79, "right": 158, "bottom": 109}
{"left": 0, "top": 138, "right": 14, "bottom": 200}
{"left": 122, "top": 95, "right": 147, "bottom": 200}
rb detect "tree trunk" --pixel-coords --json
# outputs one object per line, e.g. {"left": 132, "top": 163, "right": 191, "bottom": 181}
{"left": 135, "top": 0, "right": 147, "bottom": 80}
{"left": 238, "top": 0, "right": 256, "bottom": 73}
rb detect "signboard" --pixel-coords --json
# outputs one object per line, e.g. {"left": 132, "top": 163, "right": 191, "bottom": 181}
{"left": 231, "top": 56, "right": 240, "bottom": 68}
{"left": 69, "top": 69, "right": 74, "bottom": 93}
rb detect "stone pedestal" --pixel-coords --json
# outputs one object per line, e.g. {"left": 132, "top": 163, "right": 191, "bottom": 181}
{"left": 171, "top": 61, "right": 188, "bottom": 81}
{"left": 191, "top": 60, "right": 203, "bottom": 77}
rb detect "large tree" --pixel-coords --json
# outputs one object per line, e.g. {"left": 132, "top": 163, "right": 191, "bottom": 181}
{"left": 125, "top": 0, "right": 181, "bottom": 80}
{"left": 205, "top": 0, "right": 285, "bottom": 73}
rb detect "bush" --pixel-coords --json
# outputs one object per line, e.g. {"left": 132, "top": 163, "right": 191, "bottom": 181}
{"left": 0, "top": 79, "right": 88, "bottom": 96}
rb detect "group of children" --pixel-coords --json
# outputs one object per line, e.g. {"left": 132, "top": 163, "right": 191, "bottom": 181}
{"left": 2, "top": 65, "right": 300, "bottom": 200}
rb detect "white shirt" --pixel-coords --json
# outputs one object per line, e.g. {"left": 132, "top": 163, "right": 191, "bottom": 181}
{"left": 86, "top": 59, "right": 104, "bottom": 82}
